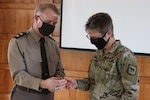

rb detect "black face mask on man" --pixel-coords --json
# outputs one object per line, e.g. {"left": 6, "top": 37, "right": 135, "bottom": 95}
{"left": 38, "top": 17, "right": 55, "bottom": 36}
{"left": 90, "top": 32, "right": 110, "bottom": 50}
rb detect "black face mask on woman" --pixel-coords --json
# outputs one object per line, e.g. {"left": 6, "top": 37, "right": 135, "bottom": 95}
{"left": 38, "top": 18, "right": 55, "bottom": 36}
{"left": 90, "top": 32, "right": 110, "bottom": 50}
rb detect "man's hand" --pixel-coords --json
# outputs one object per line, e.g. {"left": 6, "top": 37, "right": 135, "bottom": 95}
{"left": 40, "top": 77, "right": 67, "bottom": 92}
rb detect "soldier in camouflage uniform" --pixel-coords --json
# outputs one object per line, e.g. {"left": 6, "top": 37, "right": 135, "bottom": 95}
{"left": 65, "top": 12, "right": 139, "bottom": 100}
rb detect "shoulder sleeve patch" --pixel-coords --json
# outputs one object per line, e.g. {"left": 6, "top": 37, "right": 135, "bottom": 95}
{"left": 14, "top": 32, "right": 27, "bottom": 38}
{"left": 127, "top": 64, "right": 137, "bottom": 75}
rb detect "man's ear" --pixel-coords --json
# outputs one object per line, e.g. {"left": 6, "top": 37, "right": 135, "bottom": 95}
{"left": 34, "top": 15, "right": 39, "bottom": 20}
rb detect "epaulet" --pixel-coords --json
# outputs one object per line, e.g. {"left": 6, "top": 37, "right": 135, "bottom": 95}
{"left": 14, "top": 32, "right": 27, "bottom": 39}
{"left": 47, "top": 36, "right": 55, "bottom": 41}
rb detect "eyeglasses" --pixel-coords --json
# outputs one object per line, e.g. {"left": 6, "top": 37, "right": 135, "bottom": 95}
{"left": 86, "top": 34, "right": 91, "bottom": 40}
{"left": 86, "top": 31, "right": 108, "bottom": 40}
{"left": 86, "top": 34, "right": 102, "bottom": 40}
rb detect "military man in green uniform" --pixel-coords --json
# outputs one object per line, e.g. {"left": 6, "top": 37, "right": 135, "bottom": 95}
{"left": 65, "top": 12, "right": 139, "bottom": 100}
{"left": 8, "top": 3, "right": 66, "bottom": 100}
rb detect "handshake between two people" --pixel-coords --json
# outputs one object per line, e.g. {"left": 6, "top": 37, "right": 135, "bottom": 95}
{"left": 40, "top": 77, "right": 77, "bottom": 92}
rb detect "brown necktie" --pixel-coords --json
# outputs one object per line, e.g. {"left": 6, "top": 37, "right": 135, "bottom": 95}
{"left": 40, "top": 38, "right": 49, "bottom": 94}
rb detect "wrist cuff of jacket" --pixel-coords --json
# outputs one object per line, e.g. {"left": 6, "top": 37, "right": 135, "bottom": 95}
{"left": 75, "top": 80, "right": 78, "bottom": 89}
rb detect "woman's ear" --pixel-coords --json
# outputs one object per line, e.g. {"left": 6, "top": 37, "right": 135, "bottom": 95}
{"left": 107, "top": 30, "right": 113, "bottom": 37}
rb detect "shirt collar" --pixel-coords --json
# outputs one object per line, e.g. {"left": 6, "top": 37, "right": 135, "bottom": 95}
{"left": 105, "top": 40, "right": 121, "bottom": 54}
{"left": 28, "top": 27, "right": 41, "bottom": 43}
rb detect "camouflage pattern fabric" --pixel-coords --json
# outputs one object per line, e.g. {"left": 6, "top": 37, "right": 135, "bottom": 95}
{"left": 77, "top": 40, "right": 139, "bottom": 100}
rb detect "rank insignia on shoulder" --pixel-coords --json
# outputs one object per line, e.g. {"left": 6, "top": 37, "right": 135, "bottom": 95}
{"left": 127, "top": 64, "right": 137, "bottom": 75}
{"left": 14, "top": 32, "right": 27, "bottom": 38}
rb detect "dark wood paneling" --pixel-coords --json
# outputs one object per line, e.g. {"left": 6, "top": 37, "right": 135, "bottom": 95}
{"left": 139, "top": 83, "right": 150, "bottom": 100}
{"left": 0, "top": 68, "right": 14, "bottom": 93}
{"left": 53, "top": 0, "right": 60, "bottom": 4}
{"left": 0, "top": 0, "right": 35, "bottom": 3}
{"left": 0, "top": 3, "right": 35, "bottom": 9}
{"left": 1, "top": 1, "right": 150, "bottom": 100}
{"left": 0, "top": 40, "right": 9, "bottom": 63}
{"left": 60, "top": 49, "right": 93, "bottom": 71}
{"left": 0, "top": 93, "right": 10, "bottom": 100}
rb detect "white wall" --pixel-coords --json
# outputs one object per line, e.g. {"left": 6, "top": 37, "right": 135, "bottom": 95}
{"left": 61, "top": 0, "right": 150, "bottom": 55}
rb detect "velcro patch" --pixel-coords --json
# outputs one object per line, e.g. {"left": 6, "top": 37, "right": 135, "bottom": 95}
{"left": 127, "top": 64, "right": 137, "bottom": 75}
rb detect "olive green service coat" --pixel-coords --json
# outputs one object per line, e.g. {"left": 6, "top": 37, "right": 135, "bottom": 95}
{"left": 8, "top": 27, "right": 65, "bottom": 100}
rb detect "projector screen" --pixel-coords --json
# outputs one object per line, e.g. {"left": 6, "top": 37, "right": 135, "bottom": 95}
{"left": 60, "top": 0, "right": 150, "bottom": 55}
